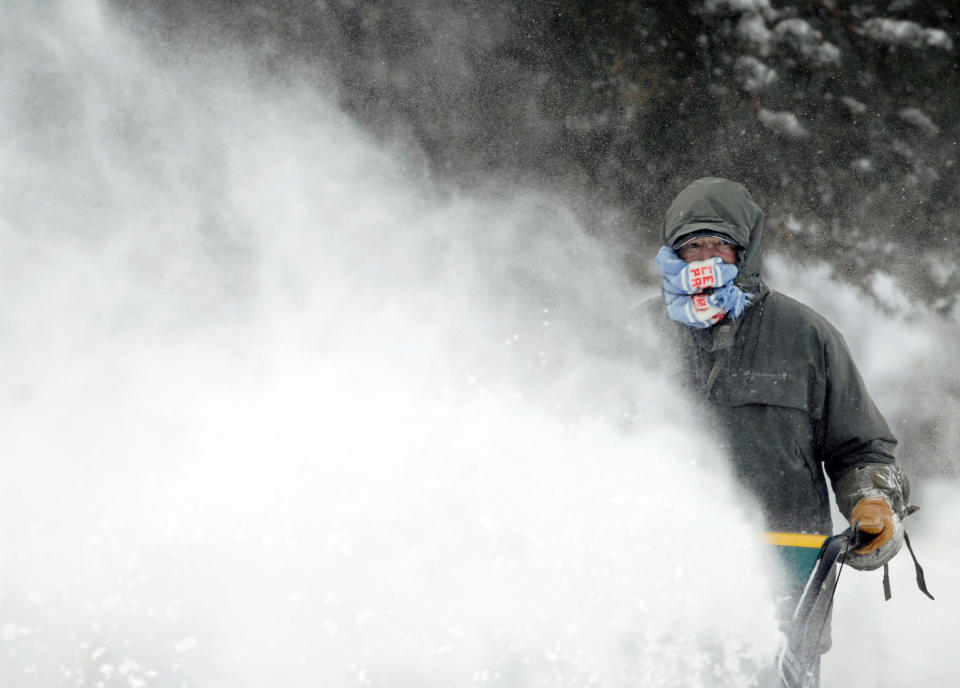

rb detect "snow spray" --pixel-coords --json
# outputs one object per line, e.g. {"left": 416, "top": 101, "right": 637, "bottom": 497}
{"left": 0, "top": 3, "right": 956, "bottom": 688}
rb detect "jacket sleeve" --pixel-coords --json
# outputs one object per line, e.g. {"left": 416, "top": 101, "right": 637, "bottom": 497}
{"left": 833, "top": 463, "right": 912, "bottom": 520}
{"left": 816, "top": 327, "right": 908, "bottom": 518}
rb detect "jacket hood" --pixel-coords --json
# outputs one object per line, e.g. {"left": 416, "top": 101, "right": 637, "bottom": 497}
{"left": 661, "top": 177, "right": 764, "bottom": 282}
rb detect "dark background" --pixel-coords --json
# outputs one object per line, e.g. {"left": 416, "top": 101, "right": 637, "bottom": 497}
{"left": 113, "top": 0, "right": 959, "bottom": 307}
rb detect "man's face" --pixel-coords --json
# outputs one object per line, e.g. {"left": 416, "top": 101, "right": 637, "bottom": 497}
{"left": 676, "top": 236, "right": 739, "bottom": 264}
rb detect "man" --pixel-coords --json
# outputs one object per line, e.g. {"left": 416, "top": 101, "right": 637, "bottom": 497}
{"left": 648, "top": 177, "right": 912, "bottom": 683}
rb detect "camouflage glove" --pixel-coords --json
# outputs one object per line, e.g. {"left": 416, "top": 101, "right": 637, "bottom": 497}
{"left": 834, "top": 463, "right": 911, "bottom": 521}
{"left": 851, "top": 497, "right": 895, "bottom": 555}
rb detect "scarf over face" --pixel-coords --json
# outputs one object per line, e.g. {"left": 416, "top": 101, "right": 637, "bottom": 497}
{"left": 656, "top": 246, "right": 748, "bottom": 328}
{"left": 658, "top": 177, "right": 764, "bottom": 328}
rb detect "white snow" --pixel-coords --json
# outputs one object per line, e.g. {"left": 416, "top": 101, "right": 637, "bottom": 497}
{"left": 898, "top": 107, "right": 941, "bottom": 136}
{"left": 871, "top": 271, "right": 912, "bottom": 312}
{"left": 859, "top": 18, "right": 954, "bottom": 51}
{"left": 173, "top": 637, "right": 198, "bottom": 653}
{"left": 841, "top": 95, "right": 868, "bottom": 115}
{"left": 701, "top": 0, "right": 771, "bottom": 14}
{"left": 1, "top": 3, "right": 780, "bottom": 686}
{"left": 2, "top": 3, "right": 959, "bottom": 688}
{"left": 734, "top": 55, "right": 778, "bottom": 92}
{"left": 757, "top": 108, "right": 810, "bottom": 138}
{"left": 773, "top": 19, "right": 842, "bottom": 65}
{"left": 784, "top": 214, "right": 805, "bottom": 233}
{"left": 737, "top": 12, "right": 773, "bottom": 48}
{"left": 815, "top": 40, "right": 841, "bottom": 64}
{"left": 928, "top": 255, "right": 957, "bottom": 286}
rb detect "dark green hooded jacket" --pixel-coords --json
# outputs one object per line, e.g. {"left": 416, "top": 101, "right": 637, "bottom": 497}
{"left": 653, "top": 178, "right": 907, "bottom": 534}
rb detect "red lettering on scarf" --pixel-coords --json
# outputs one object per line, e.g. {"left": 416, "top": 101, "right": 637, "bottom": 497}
{"left": 689, "top": 265, "right": 717, "bottom": 290}
{"left": 691, "top": 294, "right": 727, "bottom": 323}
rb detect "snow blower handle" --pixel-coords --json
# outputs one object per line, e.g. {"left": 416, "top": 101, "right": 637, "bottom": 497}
{"left": 848, "top": 521, "right": 871, "bottom": 552}
{"left": 778, "top": 529, "right": 855, "bottom": 688}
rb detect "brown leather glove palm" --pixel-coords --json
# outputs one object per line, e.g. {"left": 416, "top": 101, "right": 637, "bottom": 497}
{"left": 851, "top": 497, "right": 895, "bottom": 555}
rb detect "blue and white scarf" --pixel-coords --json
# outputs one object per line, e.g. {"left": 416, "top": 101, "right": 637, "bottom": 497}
{"left": 656, "top": 246, "right": 750, "bottom": 328}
